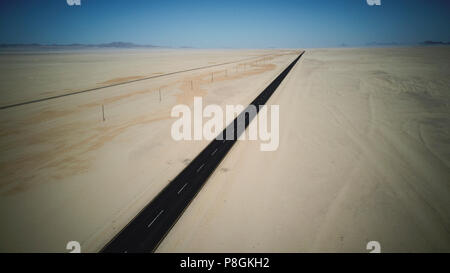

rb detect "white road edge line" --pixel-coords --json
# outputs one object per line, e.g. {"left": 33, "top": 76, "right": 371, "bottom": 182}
{"left": 177, "top": 183, "right": 188, "bottom": 195}
{"left": 147, "top": 210, "right": 164, "bottom": 228}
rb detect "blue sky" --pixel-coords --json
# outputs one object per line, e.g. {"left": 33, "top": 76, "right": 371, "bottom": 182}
{"left": 0, "top": 0, "right": 449, "bottom": 48}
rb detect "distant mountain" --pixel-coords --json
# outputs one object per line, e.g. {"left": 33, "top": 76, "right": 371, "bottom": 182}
{"left": 365, "top": 41, "right": 399, "bottom": 46}
{"left": 364, "top": 41, "right": 450, "bottom": 47}
{"left": 421, "top": 40, "right": 450, "bottom": 46}
{"left": 97, "top": 42, "right": 162, "bottom": 48}
{"left": 0, "top": 42, "right": 165, "bottom": 49}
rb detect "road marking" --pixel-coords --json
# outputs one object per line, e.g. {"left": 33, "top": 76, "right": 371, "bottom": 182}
{"left": 177, "top": 183, "right": 188, "bottom": 195}
{"left": 196, "top": 163, "right": 205, "bottom": 173}
{"left": 211, "top": 148, "right": 218, "bottom": 156}
{"left": 147, "top": 210, "right": 164, "bottom": 228}
{"left": 100, "top": 52, "right": 304, "bottom": 253}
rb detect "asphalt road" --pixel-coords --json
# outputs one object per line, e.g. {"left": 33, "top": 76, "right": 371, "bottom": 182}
{"left": 101, "top": 52, "right": 304, "bottom": 253}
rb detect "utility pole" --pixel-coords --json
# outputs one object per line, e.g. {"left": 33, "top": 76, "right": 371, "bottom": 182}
{"left": 102, "top": 104, "right": 105, "bottom": 122}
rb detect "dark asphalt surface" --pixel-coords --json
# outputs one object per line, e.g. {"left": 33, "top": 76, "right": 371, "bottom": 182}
{"left": 101, "top": 52, "right": 304, "bottom": 253}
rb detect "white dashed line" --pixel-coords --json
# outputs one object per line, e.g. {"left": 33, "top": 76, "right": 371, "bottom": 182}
{"left": 211, "top": 148, "right": 218, "bottom": 156}
{"left": 177, "top": 183, "right": 188, "bottom": 195}
{"left": 147, "top": 210, "right": 164, "bottom": 228}
{"left": 196, "top": 163, "right": 205, "bottom": 173}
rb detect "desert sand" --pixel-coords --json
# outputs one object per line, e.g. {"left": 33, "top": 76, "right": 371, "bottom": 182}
{"left": 157, "top": 47, "right": 450, "bottom": 252}
{"left": 0, "top": 49, "right": 286, "bottom": 108}
{"left": 1, "top": 47, "right": 449, "bottom": 253}
{"left": 0, "top": 48, "right": 299, "bottom": 252}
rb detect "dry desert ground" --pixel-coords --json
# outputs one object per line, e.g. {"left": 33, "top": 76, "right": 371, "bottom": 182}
{"left": 157, "top": 47, "right": 450, "bottom": 253}
{"left": 0, "top": 48, "right": 299, "bottom": 252}
{"left": 0, "top": 47, "right": 449, "bottom": 252}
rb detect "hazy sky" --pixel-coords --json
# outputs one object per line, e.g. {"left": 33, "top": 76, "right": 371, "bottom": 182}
{"left": 0, "top": 0, "right": 449, "bottom": 48}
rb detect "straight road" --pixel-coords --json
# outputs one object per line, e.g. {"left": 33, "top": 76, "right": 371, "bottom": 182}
{"left": 101, "top": 51, "right": 304, "bottom": 253}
